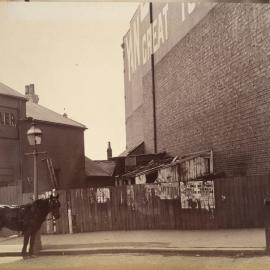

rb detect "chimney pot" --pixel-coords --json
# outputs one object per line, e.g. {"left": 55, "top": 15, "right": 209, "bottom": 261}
{"left": 25, "top": 83, "right": 39, "bottom": 104}
{"left": 29, "top": 83, "right": 35, "bottom": 94}
{"left": 107, "top": 141, "right": 112, "bottom": 160}
{"left": 25, "top": 85, "right": 30, "bottom": 95}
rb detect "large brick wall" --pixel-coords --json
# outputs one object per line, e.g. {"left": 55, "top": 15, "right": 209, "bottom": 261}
{"left": 143, "top": 72, "right": 156, "bottom": 154}
{"left": 143, "top": 3, "right": 270, "bottom": 177}
{"left": 125, "top": 105, "right": 144, "bottom": 150}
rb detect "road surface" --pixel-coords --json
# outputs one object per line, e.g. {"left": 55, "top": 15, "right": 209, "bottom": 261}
{"left": 0, "top": 254, "right": 269, "bottom": 269}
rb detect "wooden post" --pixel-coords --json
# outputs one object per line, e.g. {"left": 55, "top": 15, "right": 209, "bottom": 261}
{"left": 264, "top": 198, "right": 270, "bottom": 253}
{"left": 33, "top": 149, "right": 42, "bottom": 253}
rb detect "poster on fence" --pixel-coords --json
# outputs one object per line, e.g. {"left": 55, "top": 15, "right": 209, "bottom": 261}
{"left": 96, "top": 188, "right": 110, "bottom": 203}
{"left": 126, "top": 185, "right": 135, "bottom": 208}
{"left": 180, "top": 180, "right": 215, "bottom": 210}
{"left": 145, "top": 182, "right": 179, "bottom": 200}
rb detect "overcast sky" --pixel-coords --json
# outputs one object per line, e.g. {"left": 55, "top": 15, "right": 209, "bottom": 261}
{"left": 0, "top": 1, "right": 138, "bottom": 160}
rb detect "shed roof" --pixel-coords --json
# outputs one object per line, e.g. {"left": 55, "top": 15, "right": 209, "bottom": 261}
{"left": 85, "top": 157, "right": 110, "bottom": 177}
{"left": 93, "top": 160, "right": 116, "bottom": 177}
{"left": 119, "top": 141, "right": 144, "bottom": 157}
{"left": 0, "top": 82, "right": 26, "bottom": 100}
{"left": 122, "top": 157, "right": 174, "bottom": 178}
{"left": 26, "top": 102, "right": 86, "bottom": 129}
{"left": 85, "top": 157, "right": 116, "bottom": 177}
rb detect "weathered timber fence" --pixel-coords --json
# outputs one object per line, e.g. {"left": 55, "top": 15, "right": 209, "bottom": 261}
{"left": 0, "top": 175, "right": 270, "bottom": 234}
{"left": 0, "top": 184, "right": 23, "bottom": 205}
{"left": 52, "top": 175, "right": 270, "bottom": 233}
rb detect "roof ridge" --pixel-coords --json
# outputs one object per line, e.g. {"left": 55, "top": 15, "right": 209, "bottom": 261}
{"left": 0, "top": 82, "right": 26, "bottom": 99}
{"left": 26, "top": 101, "right": 86, "bottom": 129}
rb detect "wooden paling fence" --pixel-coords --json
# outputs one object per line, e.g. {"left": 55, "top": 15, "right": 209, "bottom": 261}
{"left": 0, "top": 183, "right": 33, "bottom": 205}
{"left": 0, "top": 184, "right": 23, "bottom": 205}
{"left": 52, "top": 175, "right": 270, "bottom": 234}
{"left": 0, "top": 175, "right": 270, "bottom": 234}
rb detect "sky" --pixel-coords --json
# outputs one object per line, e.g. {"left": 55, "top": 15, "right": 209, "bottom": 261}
{"left": 0, "top": 1, "right": 138, "bottom": 160}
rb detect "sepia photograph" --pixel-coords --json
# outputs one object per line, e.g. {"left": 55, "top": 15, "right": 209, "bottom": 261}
{"left": 0, "top": 0, "right": 269, "bottom": 269}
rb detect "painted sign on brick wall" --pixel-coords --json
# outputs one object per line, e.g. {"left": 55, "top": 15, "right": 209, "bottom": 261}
{"left": 123, "top": 2, "right": 216, "bottom": 81}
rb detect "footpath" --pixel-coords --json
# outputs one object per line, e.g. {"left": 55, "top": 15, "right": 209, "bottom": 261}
{"left": 0, "top": 228, "right": 267, "bottom": 257}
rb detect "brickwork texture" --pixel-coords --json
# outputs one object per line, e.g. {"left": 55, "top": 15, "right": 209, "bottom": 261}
{"left": 142, "top": 3, "right": 270, "bottom": 177}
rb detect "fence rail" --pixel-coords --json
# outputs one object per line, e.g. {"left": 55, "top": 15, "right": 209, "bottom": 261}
{"left": 0, "top": 175, "right": 269, "bottom": 234}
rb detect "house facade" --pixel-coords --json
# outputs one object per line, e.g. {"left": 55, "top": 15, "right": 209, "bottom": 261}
{"left": 0, "top": 82, "right": 86, "bottom": 193}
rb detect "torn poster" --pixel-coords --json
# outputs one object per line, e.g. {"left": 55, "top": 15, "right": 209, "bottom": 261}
{"left": 180, "top": 180, "right": 215, "bottom": 210}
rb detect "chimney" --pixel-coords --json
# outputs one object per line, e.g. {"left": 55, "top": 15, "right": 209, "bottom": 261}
{"left": 25, "top": 85, "right": 30, "bottom": 95}
{"left": 63, "top": 108, "right": 68, "bottom": 118}
{"left": 25, "top": 83, "right": 39, "bottom": 104}
{"left": 107, "top": 141, "right": 112, "bottom": 160}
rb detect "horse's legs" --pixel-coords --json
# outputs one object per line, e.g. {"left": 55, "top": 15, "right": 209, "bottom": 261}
{"left": 21, "top": 231, "right": 30, "bottom": 257}
{"left": 29, "top": 230, "right": 37, "bottom": 256}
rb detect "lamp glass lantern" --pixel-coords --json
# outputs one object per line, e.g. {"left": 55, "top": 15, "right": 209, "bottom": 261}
{"left": 27, "top": 124, "right": 43, "bottom": 146}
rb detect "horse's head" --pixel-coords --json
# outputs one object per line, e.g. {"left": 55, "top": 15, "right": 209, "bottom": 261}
{"left": 48, "top": 194, "right": 61, "bottom": 219}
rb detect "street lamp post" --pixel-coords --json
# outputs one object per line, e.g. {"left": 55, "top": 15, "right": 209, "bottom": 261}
{"left": 27, "top": 122, "right": 42, "bottom": 200}
{"left": 26, "top": 120, "right": 46, "bottom": 253}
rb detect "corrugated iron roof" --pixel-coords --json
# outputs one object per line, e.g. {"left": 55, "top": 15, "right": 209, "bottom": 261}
{"left": 122, "top": 157, "right": 174, "bottom": 178}
{"left": 0, "top": 82, "right": 26, "bottom": 100}
{"left": 26, "top": 102, "right": 86, "bottom": 129}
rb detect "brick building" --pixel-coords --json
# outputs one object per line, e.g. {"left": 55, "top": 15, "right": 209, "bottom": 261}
{"left": 122, "top": 3, "right": 270, "bottom": 177}
{"left": 0, "top": 82, "right": 86, "bottom": 192}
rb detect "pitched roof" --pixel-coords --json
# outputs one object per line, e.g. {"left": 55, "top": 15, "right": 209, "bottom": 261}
{"left": 93, "top": 160, "right": 116, "bottom": 177}
{"left": 85, "top": 157, "right": 110, "bottom": 177}
{"left": 119, "top": 149, "right": 129, "bottom": 157}
{"left": 26, "top": 102, "right": 86, "bottom": 129}
{"left": 0, "top": 81, "right": 85, "bottom": 128}
{"left": 119, "top": 141, "right": 144, "bottom": 157}
{"left": 0, "top": 82, "right": 26, "bottom": 100}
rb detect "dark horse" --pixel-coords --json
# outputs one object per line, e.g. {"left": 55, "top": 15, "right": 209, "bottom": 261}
{"left": 0, "top": 194, "right": 60, "bottom": 257}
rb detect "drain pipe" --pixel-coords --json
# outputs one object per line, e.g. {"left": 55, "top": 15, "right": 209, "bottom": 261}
{"left": 150, "top": 2, "right": 157, "bottom": 154}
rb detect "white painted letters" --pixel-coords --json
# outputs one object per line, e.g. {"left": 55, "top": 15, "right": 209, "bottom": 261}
{"left": 125, "top": 33, "right": 134, "bottom": 81}
{"left": 142, "top": 34, "right": 147, "bottom": 65}
{"left": 146, "top": 26, "right": 152, "bottom": 59}
{"left": 157, "top": 13, "right": 165, "bottom": 46}
{"left": 125, "top": 3, "right": 170, "bottom": 80}
{"left": 181, "top": 2, "right": 197, "bottom": 22}
{"left": 188, "top": 3, "right": 196, "bottom": 14}
{"left": 133, "top": 16, "right": 140, "bottom": 68}
{"left": 152, "top": 18, "right": 158, "bottom": 53}
{"left": 162, "top": 4, "right": 169, "bottom": 40}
